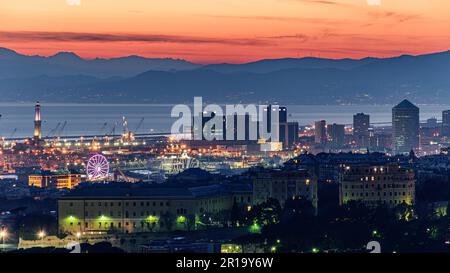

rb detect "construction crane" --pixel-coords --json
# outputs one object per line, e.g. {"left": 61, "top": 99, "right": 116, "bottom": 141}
{"left": 57, "top": 121, "right": 67, "bottom": 138}
{"left": 134, "top": 118, "right": 145, "bottom": 134}
{"left": 99, "top": 122, "right": 108, "bottom": 135}
{"left": 105, "top": 121, "right": 118, "bottom": 141}
{"left": 116, "top": 167, "right": 134, "bottom": 183}
{"left": 45, "top": 122, "right": 61, "bottom": 138}
{"left": 10, "top": 128, "right": 17, "bottom": 138}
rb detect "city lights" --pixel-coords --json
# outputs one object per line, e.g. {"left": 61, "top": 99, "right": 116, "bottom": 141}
{"left": 38, "top": 231, "right": 46, "bottom": 239}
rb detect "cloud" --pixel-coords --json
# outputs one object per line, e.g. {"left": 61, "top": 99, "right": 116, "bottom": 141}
{"left": 0, "top": 31, "right": 273, "bottom": 46}
{"left": 261, "top": 34, "right": 310, "bottom": 41}
{"left": 204, "top": 14, "right": 346, "bottom": 25}
{"left": 366, "top": 0, "right": 381, "bottom": 6}
{"left": 368, "top": 10, "right": 420, "bottom": 23}
{"left": 66, "top": 0, "right": 81, "bottom": 6}
{"left": 300, "top": 0, "right": 341, "bottom": 4}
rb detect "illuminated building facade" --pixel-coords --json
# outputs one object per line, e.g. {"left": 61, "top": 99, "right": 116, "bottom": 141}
{"left": 29, "top": 170, "right": 81, "bottom": 189}
{"left": 339, "top": 163, "right": 415, "bottom": 208}
{"left": 58, "top": 183, "right": 252, "bottom": 234}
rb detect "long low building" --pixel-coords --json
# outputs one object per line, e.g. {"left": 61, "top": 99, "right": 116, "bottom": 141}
{"left": 58, "top": 182, "right": 252, "bottom": 235}
{"left": 29, "top": 170, "right": 82, "bottom": 189}
{"left": 339, "top": 163, "right": 415, "bottom": 207}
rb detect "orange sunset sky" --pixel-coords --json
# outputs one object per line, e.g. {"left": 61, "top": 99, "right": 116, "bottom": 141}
{"left": 0, "top": 0, "right": 449, "bottom": 63}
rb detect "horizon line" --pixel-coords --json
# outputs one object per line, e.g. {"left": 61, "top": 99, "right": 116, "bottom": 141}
{"left": 1, "top": 45, "right": 449, "bottom": 65}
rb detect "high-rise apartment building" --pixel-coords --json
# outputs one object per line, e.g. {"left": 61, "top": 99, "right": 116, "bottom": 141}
{"left": 353, "top": 113, "right": 370, "bottom": 148}
{"left": 314, "top": 120, "right": 327, "bottom": 145}
{"left": 392, "top": 100, "right": 419, "bottom": 154}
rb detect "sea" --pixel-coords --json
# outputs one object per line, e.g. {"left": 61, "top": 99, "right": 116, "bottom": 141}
{"left": 0, "top": 103, "right": 449, "bottom": 138}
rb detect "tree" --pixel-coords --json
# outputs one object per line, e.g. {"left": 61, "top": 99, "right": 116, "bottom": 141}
{"left": 282, "top": 196, "right": 315, "bottom": 221}
{"left": 250, "top": 198, "right": 282, "bottom": 226}
{"left": 160, "top": 211, "right": 174, "bottom": 232}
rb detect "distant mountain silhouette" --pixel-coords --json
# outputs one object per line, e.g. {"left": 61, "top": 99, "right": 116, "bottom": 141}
{"left": 1, "top": 47, "right": 449, "bottom": 104}
{"left": 0, "top": 47, "right": 201, "bottom": 78}
{"left": 202, "top": 57, "right": 378, "bottom": 73}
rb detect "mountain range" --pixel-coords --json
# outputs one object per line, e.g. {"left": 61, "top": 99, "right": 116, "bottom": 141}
{"left": 1, "top": 47, "right": 449, "bottom": 104}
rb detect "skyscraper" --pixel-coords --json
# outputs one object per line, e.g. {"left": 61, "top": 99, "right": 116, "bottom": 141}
{"left": 327, "top": 123, "right": 345, "bottom": 148}
{"left": 442, "top": 110, "right": 450, "bottom": 137}
{"left": 392, "top": 100, "right": 419, "bottom": 154}
{"left": 314, "top": 120, "right": 327, "bottom": 145}
{"left": 280, "top": 121, "right": 299, "bottom": 149}
{"left": 34, "top": 101, "right": 42, "bottom": 141}
{"left": 353, "top": 113, "right": 370, "bottom": 148}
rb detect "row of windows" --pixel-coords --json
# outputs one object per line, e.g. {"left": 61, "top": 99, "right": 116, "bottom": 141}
{"left": 77, "top": 201, "right": 171, "bottom": 207}
{"left": 344, "top": 176, "right": 413, "bottom": 182}
{"left": 344, "top": 184, "right": 412, "bottom": 189}
{"left": 85, "top": 211, "right": 171, "bottom": 218}
{"left": 346, "top": 199, "right": 410, "bottom": 205}
{"left": 345, "top": 191, "right": 412, "bottom": 197}
{"left": 69, "top": 199, "right": 235, "bottom": 208}
{"left": 68, "top": 221, "right": 167, "bottom": 229}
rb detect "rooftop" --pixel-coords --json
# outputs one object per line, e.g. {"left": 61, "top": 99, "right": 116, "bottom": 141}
{"left": 393, "top": 99, "right": 419, "bottom": 110}
{"left": 60, "top": 181, "right": 251, "bottom": 200}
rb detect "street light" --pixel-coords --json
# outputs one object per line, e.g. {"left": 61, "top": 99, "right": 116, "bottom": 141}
{"left": 0, "top": 230, "right": 7, "bottom": 252}
{"left": 38, "top": 231, "right": 46, "bottom": 240}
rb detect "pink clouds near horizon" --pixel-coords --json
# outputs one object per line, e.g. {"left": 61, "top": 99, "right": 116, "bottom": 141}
{"left": 0, "top": 0, "right": 449, "bottom": 63}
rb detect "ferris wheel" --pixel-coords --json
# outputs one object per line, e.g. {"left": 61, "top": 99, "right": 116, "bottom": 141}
{"left": 86, "top": 154, "right": 110, "bottom": 180}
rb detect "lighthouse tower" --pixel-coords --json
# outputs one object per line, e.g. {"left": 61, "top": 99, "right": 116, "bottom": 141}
{"left": 33, "top": 101, "right": 42, "bottom": 141}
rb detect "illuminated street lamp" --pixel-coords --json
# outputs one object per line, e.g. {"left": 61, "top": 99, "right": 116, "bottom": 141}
{"left": 0, "top": 229, "right": 7, "bottom": 252}
{"left": 38, "top": 231, "right": 46, "bottom": 240}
